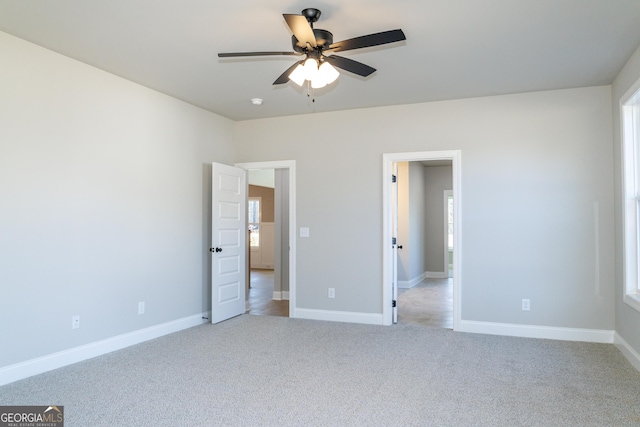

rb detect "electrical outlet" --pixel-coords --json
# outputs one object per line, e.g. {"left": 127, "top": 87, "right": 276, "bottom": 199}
{"left": 72, "top": 315, "right": 80, "bottom": 329}
{"left": 328, "top": 288, "right": 335, "bottom": 299}
{"left": 522, "top": 299, "right": 530, "bottom": 311}
{"left": 138, "top": 301, "right": 145, "bottom": 315}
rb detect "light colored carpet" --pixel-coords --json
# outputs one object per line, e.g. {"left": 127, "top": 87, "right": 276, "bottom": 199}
{"left": 1, "top": 315, "right": 640, "bottom": 426}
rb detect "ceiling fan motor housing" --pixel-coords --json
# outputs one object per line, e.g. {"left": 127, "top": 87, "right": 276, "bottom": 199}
{"left": 292, "top": 29, "right": 333, "bottom": 52}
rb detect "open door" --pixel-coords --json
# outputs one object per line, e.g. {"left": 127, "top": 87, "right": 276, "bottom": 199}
{"left": 391, "top": 162, "right": 399, "bottom": 324}
{"left": 211, "top": 162, "right": 247, "bottom": 324}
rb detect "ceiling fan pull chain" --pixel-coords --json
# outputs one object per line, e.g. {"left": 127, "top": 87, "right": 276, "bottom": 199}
{"left": 306, "top": 82, "right": 315, "bottom": 102}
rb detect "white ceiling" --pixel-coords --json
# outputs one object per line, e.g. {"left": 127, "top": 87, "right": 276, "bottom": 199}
{"left": 1, "top": 0, "right": 640, "bottom": 121}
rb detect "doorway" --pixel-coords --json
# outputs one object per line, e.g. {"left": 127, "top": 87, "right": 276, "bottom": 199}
{"left": 382, "top": 151, "right": 461, "bottom": 329}
{"left": 395, "top": 162, "right": 453, "bottom": 328}
{"left": 247, "top": 169, "right": 286, "bottom": 317}
{"left": 236, "top": 160, "right": 297, "bottom": 319}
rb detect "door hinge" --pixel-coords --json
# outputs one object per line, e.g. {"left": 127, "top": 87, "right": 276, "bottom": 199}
{"left": 392, "top": 174, "right": 397, "bottom": 183}
{"left": 392, "top": 300, "right": 397, "bottom": 308}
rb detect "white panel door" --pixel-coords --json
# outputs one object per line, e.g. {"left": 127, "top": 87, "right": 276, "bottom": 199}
{"left": 392, "top": 163, "right": 399, "bottom": 324}
{"left": 211, "top": 163, "right": 246, "bottom": 324}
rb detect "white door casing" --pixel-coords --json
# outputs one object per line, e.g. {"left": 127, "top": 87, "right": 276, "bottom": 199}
{"left": 211, "top": 162, "right": 247, "bottom": 324}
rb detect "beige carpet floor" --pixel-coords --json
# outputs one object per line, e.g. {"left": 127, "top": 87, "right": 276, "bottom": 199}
{"left": 1, "top": 315, "right": 640, "bottom": 426}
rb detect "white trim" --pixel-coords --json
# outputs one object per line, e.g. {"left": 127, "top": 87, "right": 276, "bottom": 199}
{"left": 295, "top": 308, "right": 384, "bottom": 325}
{"left": 593, "top": 202, "right": 600, "bottom": 295}
{"left": 0, "top": 313, "right": 209, "bottom": 386}
{"left": 426, "top": 271, "right": 448, "bottom": 279}
{"left": 620, "top": 82, "right": 640, "bottom": 313}
{"left": 398, "top": 272, "right": 427, "bottom": 288}
{"left": 383, "top": 151, "right": 462, "bottom": 329}
{"left": 252, "top": 263, "right": 274, "bottom": 269}
{"left": 236, "top": 160, "right": 296, "bottom": 318}
{"left": 272, "top": 291, "right": 290, "bottom": 300}
{"left": 624, "top": 293, "right": 640, "bottom": 312}
{"left": 458, "top": 320, "right": 614, "bottom": 343}
{"left": 614, "top": 333, "right": 640, "bottom": 372}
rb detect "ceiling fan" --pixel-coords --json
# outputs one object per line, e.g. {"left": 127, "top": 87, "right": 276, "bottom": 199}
{"left": 218, "top": 8, "right": 406, "bottom": 91}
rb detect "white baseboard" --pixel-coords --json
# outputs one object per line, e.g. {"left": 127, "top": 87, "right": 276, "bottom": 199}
{"left": 251, "top": 264, "right": 273, "bottom": 270}
{"left": 614, "top": 333, "right": 640, "bottom": 372}
{"left": 398, "top": 272, "right": 427, "bottom": 289}
{"left": 426, "top": 271, "right": 448, "bottom": 279}
{"left": 458, "top": 320, "right": 615, "bottom": 343}
{"left": 294, "top": 308, "right": 384, "bottom": 325}
{"left": 272, "top": 291, "right": 290, "bottom": 301}
{"left": 0, "top": 312, "right": 210, "bottom": 386}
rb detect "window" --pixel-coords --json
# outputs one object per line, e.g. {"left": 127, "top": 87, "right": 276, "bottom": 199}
{"left": 248, "top": 197, "right": 261, "bottom": 248}
{"left": 447, "top": 195, "right": 454, "bottom": 251}
{"left": 622, "top": 84, "right": 640, "bottom": 312}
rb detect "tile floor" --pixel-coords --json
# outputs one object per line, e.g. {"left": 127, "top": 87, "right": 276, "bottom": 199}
{"left": 397, "top": 277, "right": 453, "bottom": 329}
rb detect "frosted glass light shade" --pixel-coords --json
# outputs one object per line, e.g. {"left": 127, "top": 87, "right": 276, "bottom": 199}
{"left": 311, "top": 78, "right": 327, "bottom": 89}
{"left": 318, "top": 62, "right": 339, "bottom": 85}
{"left": 288, "top": 64, "right": 306, "bottom": 86}
{"left": 302, "top": 58, "right": 319, "bottom": 81}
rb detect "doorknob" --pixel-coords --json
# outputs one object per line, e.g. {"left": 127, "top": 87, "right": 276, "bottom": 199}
{"left": 209, "top": 247, "right": 223, "bottom": 253}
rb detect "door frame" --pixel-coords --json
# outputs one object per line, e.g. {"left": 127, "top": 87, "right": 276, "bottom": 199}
{"left": 235, "top": 160, "right": 297, "bottom": 318}
{"left": 444, "top": 189, "right": 453, "bottom": 279}
{"left": 382, "top": 151, "right": 461, "bottom": 329}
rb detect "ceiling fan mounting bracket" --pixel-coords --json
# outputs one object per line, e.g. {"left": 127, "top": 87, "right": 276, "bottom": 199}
{"left": 301, "top": 8, "right": 321, "bottom": 26}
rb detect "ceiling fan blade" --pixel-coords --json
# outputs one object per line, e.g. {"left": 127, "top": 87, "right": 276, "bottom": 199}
{"left": 327, "top": 29, "right": 406, "bottom": 53}
{"left": 283, "top": 14, "right": 317, "bottom": 48}
{"left": 218, "top": 51, "right": 301, "bottom": 58}
{"left": 273, "top": 60, "right": 304, "bottom": 85}
{"left": 323, "top": 55, "right": 376, "bottom": 77}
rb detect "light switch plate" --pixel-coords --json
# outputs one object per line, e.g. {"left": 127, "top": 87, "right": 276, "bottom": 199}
{"left": 300, "top": 227, "right": 310, "bottom": 238}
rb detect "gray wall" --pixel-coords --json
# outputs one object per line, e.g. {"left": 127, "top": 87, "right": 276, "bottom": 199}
{"left": 397, "top": 162, "right": 410, "bottom": 281}
{"left": 235, "top": 85, "right": 615, "bottom": 330}
{"left": 408, "top": 163, "right": 427, "bottom": 280}
{"left": 274, "top": 168, "right": 290, "bottom": 293}
{"left": 612, "top": 44, "right": 640, "bottom": 354}
{"left": 398, "top": 163, "right": 451, "bottom": 281}
{"left": 397, "top": 161, "right": 428, "bottom": 283}
{"left": 0, "top": 32, "right": 236, "bottom": 368}
{"left": 424, "top": 165, "right": 453, "bottom": 273}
